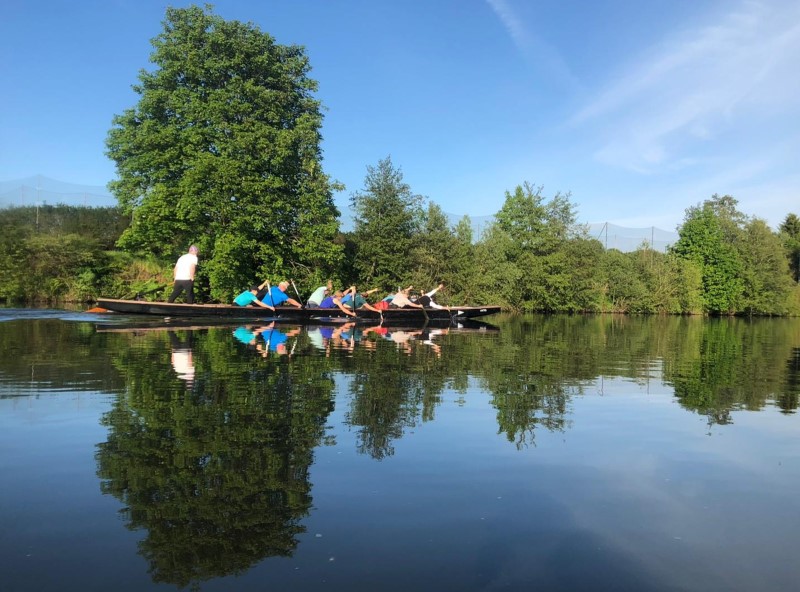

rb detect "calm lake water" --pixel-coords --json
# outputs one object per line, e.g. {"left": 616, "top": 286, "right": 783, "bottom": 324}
{"left": 1, "top": 310, "right": 799, "bottom": 592}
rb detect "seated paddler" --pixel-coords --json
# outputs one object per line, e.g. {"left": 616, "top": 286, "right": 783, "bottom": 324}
{"left": 257, "top": 281, "right": 303, "bottom": 308}
{"left": 233, "top": 280, "right": 275, "bottom": 310}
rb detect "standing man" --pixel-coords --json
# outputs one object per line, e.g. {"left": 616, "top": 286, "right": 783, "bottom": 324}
{"left": 168, "top": 245, "right": 198, "bottom": 304}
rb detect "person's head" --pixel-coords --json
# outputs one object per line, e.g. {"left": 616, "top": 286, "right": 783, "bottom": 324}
{"left": 188, "top": 245, "right": 199, "bottom": 255}
{"left": 278, "top": 281, "right": 289, "bottom": 292}
{"left": 334, "top": 290, "right": 343, "bottom": 298}
{"left": 326, "top": 279, "right": 333, "bottom": 291}
{"left": 249, "top": 284, "right": 260, "bottom": 293}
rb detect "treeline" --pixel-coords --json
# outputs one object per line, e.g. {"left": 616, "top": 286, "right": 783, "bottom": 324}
{"left": 2, "top": 166, "right": 799, "bottom": 316}
{"left": 344, "top": 158, "right": 800, "bottom": 316}
{"left": 0, "top": 204, "right": 171, "bottom": 303}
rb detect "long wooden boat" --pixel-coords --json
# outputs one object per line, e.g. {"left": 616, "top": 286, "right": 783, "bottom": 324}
{"left": 93, "top": 298, "right": 501, "bottom": 325}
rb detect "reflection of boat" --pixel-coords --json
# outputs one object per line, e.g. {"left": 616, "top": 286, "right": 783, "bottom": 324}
{"left": 93, "top": 298, "right": 501, "bottom": 324}
{"left": 95, "top": 319, "right": 499, "bottom": 334}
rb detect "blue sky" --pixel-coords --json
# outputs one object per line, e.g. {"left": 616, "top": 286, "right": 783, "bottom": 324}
{"left": 1, "top": 0, "right": 798, "bottom": 231}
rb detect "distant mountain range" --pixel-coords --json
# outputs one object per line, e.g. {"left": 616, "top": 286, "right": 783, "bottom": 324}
{"left": 1, "top": 176, "right": 678, "bottom": 251}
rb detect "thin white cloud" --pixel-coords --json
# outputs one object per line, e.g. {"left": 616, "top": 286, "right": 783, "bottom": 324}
{"left": 570, "top": 0, "right": 800, "bottom": 174}
{"left": 485, "top": 0, "right": 581, "bottom": 91}
{"left": 485, "top": 0, "right": 528, "bottom": 50}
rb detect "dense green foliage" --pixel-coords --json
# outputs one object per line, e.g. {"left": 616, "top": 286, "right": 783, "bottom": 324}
{"left": 670, "top": 195, "right": 796, "bottom": 315}
{"left": 106, "top": 5, "right": 342, "bottom": 300}
{"left": 0, "top": 205, "right": 131, "bottom": 302}
{"left": 781, "top": 213, "right": 800, "bottom": 283}
{"left": 349, "top": 156, "right": 424, "bottom": 291}
{"left": 3, "top": 184, "right": 798, "bottom": 314}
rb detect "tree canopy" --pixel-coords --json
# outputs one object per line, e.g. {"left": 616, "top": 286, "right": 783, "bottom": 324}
{"left": 671, "top": 196, "right": 796, "bottom": 315}
{"left": 349, "top": 156, "right": 424, "bottom": 291}
{"left": 106, "top": 5, "right": 342, "bottom": 300}
{"left": 780, "top": 213, "right": 800, "bottom": 283}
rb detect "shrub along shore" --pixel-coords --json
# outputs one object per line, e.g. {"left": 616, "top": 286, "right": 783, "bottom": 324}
{"left": 2, "top": 195, "right": 799, "bottom": 316}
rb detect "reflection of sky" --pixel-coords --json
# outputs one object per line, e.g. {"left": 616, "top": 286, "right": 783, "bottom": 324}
{"left": 304, "top": 375, "right": 800, "bottom": 591}
{"left": 3, "top": 343, "right": 800, "bottom": 590}
{"left": 0, "top": 392, "right": 152, "bottom": 590}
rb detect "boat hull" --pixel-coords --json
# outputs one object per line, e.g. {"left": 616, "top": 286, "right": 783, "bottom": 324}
{"left": 94, "top": 298, "right": 500, "bottom": 325}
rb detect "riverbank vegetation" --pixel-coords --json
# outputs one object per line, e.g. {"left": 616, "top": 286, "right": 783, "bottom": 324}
{"left": 2, "top": 179, "right": 798, "bottom": 315}
{"left": 3, "top": 5, "right": 798, "bottom": 315}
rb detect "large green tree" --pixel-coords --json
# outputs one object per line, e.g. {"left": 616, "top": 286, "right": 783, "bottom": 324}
{"left": 738, "top": 218, "right": 794, "bottom": 315}
{"left": 780, "top": 213, "right": 800, "bottom": 283}
{"left": 479, "top": 183, "right": 582, "bottom": 311}
{"left": 349, "top": 156, "right": 424, "bottom": 290}
{"left": 106, "top": 5, "right": 342, "bottom": 300}
{"left": 672, "top": 201, "right": 744, "bottom": 314}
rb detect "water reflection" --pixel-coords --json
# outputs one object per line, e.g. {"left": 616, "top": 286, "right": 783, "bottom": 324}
{"left": 168, "top": 331, "right": 195, "bottom": 385}
{"left": 232, "top": 323, "right": 302, "bottom": 357}
{"left": 2, "top": 315, "right": 800, "bottom": 590}
{"left": 95, "top": 324, "right": 335, "bottom": 588}
{"left": 228, "top": 322, "right": 469, "bottom": 358}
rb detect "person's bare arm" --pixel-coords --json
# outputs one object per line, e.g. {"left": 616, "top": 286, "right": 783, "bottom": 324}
{"left": 359, "top": 301, "right": 382, "bottom": 313}
{"left": 285, "top": 297, "right": 302, "bottom": 308}
{"left": 334, "top": 298, "right": 357, "bottom": 317}
{"left": 254, "top": 299, "right": 275, "bottom": 310}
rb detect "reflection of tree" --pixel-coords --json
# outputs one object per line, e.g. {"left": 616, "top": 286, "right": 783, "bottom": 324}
{"left": 471, "top": 318, "right": 577, "bottom": 447}
{"left": 486, "top": 380, "right": 570, "bottom": 448}
{"left": 778, "top": 347, "right": 800, "bottom": 413}
{"left": 662, "top": 318, "right": 800, "bottom": 424}
{"left": 95, "top": 327, "right": 335, "bottom": 589}
{"left": 0, "top": 319, "right": 125, "bottom": 396}
{"left": 344, "top": 337, "right": 445, "bottom": 459}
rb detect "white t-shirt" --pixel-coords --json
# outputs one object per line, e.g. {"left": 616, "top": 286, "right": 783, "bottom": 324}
{"left": 174, "top": 253, "right": 198, "bottom": 280}
{"left": 307, "top": 286, "right": 328, "bottom": 306}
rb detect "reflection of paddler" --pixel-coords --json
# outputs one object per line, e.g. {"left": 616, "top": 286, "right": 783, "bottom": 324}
{"left": 389, "top": 330, "right": 419, "bottom": 344}
{"left": 233, "top": 326, "right": 258, "bottom": 345}
{"left": 263, "top": 328, "right": 287, "bottom": 352}
{"left": 387, "top": 329, "right": 422, "bottom": 355}
{"left": 257, "top": 324, "right": 288, "bottom": 355}
{"left": 171, "top": 348, "right": 195, "bottom": 382}
{"left": 307, "top": 327, "right": 325, "bottom": 350}
{"left": 167, "top": 331, "right": 195, "bottom": 383}
{"left": 331, "top": 322, "right": 356, "bottom": 352}
{"left": 421, "top": 327, "right": 447, "bottom": 357}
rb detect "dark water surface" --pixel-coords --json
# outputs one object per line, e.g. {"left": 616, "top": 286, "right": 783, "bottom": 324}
{"left": 1, "top": 311, "right": 799, "bottom": 591}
